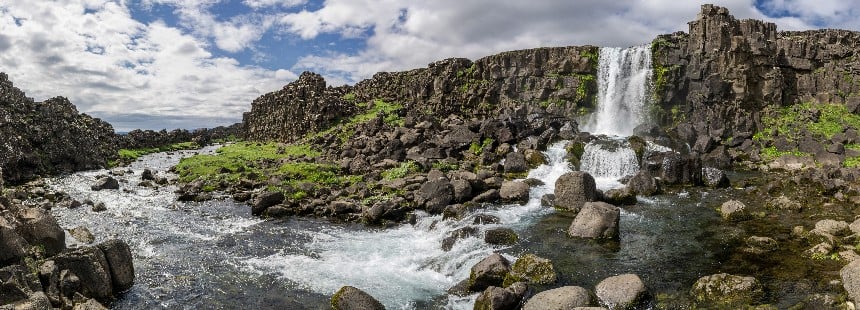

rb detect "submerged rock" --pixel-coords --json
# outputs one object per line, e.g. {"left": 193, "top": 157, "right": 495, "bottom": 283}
{"left": 595, "top": 274, "right": 648, "bottom": 310}
{"left": 330, "top": 286, "right": 385, "bottom": 310}
{"left": 252, "top": 191, "right": 284, "bottom": 216}
{"left": 720, "top": 200, "right": 748, "bottom": 221}
{"left": 69, "top": 226, "right": 95, "bottom": 244}
{"left": 690, "top": 273, "right": 762, "bottom": 306}
{"left": 626, "top": 170, "right": 660, "bottom": 196}
{"left": 568, "top": 202, "right": 620, "bottom": 239}
{"left": 554, "top": 171, "right": 596, "bottom": 212}
{"left": 523, "top": 286, "right": 594, "bottom": 310}
{"left": 701, "top": 167, "right": 730, "bottom": 188}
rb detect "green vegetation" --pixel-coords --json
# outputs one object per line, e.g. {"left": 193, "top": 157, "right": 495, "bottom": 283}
{"left": 753, "top": 102, "right": 860, "bottom": 144}
{"left": 432, "top": 161, "right": 459, "bottom": 172}
{"left": 758, "top": 146, "right": 811, "bottom": 162}
{"left": 381, "top": 161, "right": 420, "bottom": 180}
{"left": 580, "top": 49, "right": 598, "bottom": 67}
{"left": 576, "top": 74, "right": 595, "bottom": 102}
{"left": 306, "top": 99, "right": 404, "bottom": 143}
{"left": 117, "top": 141, "right": 200, "bottom": 164}
{"left": 174, "top": 142, "right": 359, "bottom": 194}
{"left": 469, "top": 138, "right": 494, "bottom": 156}
{"left": 845, "top": 156, "right": 860, "bottom": 168}
{"left": 342, "top": 92, "right": 356, "bottom": 101}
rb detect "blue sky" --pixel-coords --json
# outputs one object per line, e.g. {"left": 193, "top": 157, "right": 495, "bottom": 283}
{"left": 0, "top": 0, "right": 858, "bottom": 131}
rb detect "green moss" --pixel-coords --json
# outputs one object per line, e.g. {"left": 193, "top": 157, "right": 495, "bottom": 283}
{"left": 759, "top": 146, "right": 810, "bottom": 162}
{"left": 575, "top": 74, "right": 595, "bottom": 102}
{"left": 469, "top": 138, "right": 494, "bottom": 156}
{"left": 502, "top": 253, "right": 557, "bottom": 287}
{"left": 381, "top": 161, "right": 420, "bottom": 180}
{"left": 432, "top": 161, "right": 459, "bottom": 172}
{"left": 117, "top": 141, "right": 201, "bottom": 163}
{"left": 845, "top": 156, "right": 860, "bottom": 168}
{"left": 342, "top": 92, "right": 356, "bottom": 101}
{"left": 755, "top": 102, "right": 860, "bottom": 145}
{"left": 580, "top": 49, "right": 598, "bottom": 67}
{"left": 306, "top": 99, "right": 403, "bottom": 144}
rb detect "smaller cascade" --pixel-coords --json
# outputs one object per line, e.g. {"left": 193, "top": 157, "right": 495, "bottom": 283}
{"left": 580, "top": 139, "right": 639, "bottom": 189}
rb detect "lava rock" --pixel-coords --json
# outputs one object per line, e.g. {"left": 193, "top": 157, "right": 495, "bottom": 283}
{"left": 720, "top": 200, "right": 748, "bottom": 221}
{"left": 701, "top": 167, "right": 730, "bottom": 188}
{"left": 330, "top": 286, "right": 385, "bottom": 310}
{"left": 603, "top": 187, "right": 636, "bottom": 205}
{"left": 474, "top": 284, "right": 526, "bottom": 310}
{"left": 0, "top": 218, "right": 27, "bottom": 265}
{"left": 16, "top": 207, "right": 65, "bottom": 256}
{"left": 540, "top": 194, "right": 555, "bottom": 207}
{"left": 69, "top": 226, "right": 95, "bottom": 244}
{"left": 416, "top": 179, "right": 454, "bottom": 214}
{"left": 554, "top": 171, "right": 596, "bottom": 212}
{"left": 441, "top": 226, "right": 479, "bottom": 252}
{"left": 141, "top": 168, "right": 156, "bottom": 181}
{"left": 90, "top": 177, "right": 119, "bottom": 191}
{"left": 53, "top": 246, "right": 113, "bottom": 299}
{"left": 595, "top": 274, "right": 648, "bottom": 309}
{"left": 627, "top": 170, "right": 660, "bottom": 196}
{"left": 97, "top": 239, "right": 135, "bottom": 292}
{"left": 252, "top": 191, "right": 284, "bottom": 216}
{"left": 473, "top": 214, "right": 500, "bottom": 225}
{"left": 568, "top": 202, "right": 620, "bottom": 239}
{"left": 504, "top": 152, "right": 528, "bottom": 174}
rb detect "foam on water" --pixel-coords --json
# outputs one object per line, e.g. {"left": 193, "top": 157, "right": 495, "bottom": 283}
{"left": 580, "top": 139, "right": 640, "bottom": 190}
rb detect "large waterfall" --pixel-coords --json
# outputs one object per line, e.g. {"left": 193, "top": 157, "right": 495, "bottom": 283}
{"left": 581, "top": 46, "right": 653, "bottom": 136}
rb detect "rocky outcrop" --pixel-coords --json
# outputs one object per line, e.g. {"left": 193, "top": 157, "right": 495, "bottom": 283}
{"left": 0, "top": 73, "right": 116, "bottom": 184}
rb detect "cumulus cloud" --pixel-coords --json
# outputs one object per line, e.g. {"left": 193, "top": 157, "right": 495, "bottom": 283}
{"left": 0, "top": 0, "right": 295, "bottom": 131}
{"left": 243, "top": 0, "right": 307, "bottom": 9}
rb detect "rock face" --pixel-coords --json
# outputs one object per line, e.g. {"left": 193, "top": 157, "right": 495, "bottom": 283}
{"left": 330, "top": 286, "right": 385, "bottom": 310}
{"left": 554, "top": 171, "right": 597, "bottom": 212}
{"left": 652, "top": 4, "right": 860, "bottom": 159}
{"left": 0, "top": 73, "right": 116, "bottom": 184}
{"left": 568, "top": 202, "right": 620, "bottom": 239}
{"left": 595, "top": 274, "right": 648, "bottom": 310}
{"left": 523, "top": 286, "right": 594, "bottom": 310}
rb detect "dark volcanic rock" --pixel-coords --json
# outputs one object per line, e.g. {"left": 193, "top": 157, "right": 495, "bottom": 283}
{"left": 97, "top": 239, "right": 135, "bottom": 293}
{"left": 16, "top": 207, "right": 65, "bottom": 256}
{"left": 416, "top": 179, "right": 454, "bottom": 214}
{"left": 252, "top": 191, "right": 285, "bottom": 216}
{"left": 53, "top": 246, "right": 113, "bottom": 300}
{"left": 90, "top": 177, "right": 119, "bottom": 191}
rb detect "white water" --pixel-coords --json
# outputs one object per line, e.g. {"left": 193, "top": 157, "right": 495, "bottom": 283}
{"left": 580, "top": 139, "right": 640, "bottom": 190}
{"left": 581, "top": 46, "right": 653, "bottom": 136}
{"left": 243, "top": 141, "right": 572, "bottom": 309}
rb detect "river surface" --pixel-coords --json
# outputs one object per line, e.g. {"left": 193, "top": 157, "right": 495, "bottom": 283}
{"left": 46, "top": 142, "right": 771, "bottom": 309}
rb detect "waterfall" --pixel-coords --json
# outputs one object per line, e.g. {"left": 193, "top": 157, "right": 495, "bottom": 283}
{"left": 581, "top": 46, "right": 653, "bottom": 136}
{"left": 580, "top": 139, "right": 639, "bottom": 189}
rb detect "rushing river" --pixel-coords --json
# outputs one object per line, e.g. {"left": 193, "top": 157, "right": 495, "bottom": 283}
{"left": 45, "top": 141, "right": 759, "bottom": 309}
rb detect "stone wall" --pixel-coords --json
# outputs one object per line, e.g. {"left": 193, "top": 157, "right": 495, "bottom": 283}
{"left": 0, "top": 73, "right": 116, "bottom": 184}
{"left": 651, "top": 4, "right": 860, "bottom": 159}
{"left": 244, "top": 47, "right": 598, "bottom": 142}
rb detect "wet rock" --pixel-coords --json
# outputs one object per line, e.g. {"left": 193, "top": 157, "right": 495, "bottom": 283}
{"left": 484, "top": 228, "right": 518, "bottom": 246}
{"left": 416, "top": 179, "right": 454, "bottom": 214}
{"left": 441, "top": 227, "right": 479, "bottom": 252}
{"left": 504, "top": 152, "right": 528, "bottom": 174}
{"left": 91, "top": 202, "right": 107, "bottom": 212}
{"left": 442, "top": 204, "right": 468, "bottom": 221}
{"left": 499, "top": 181, "right": 530, "bottom": 204}
{"left": 90, "top": 177, "right": 119, "bottom": 191}
{"left": 232, "top": 191, "right": 252, "bottom": 202}
{"left": 524, "top": 149, "right": 547, "bottom": 168}
{"left": 474, "top": 284, "right": 526, "bottom": 310}
{"left": 568, "top": 202, "right": 620, "bottom": 239}
{"left": 523, "top": 286, "right": 594, "bottom": 310}
{"left": 97, "top": 239, "right": 135, "bottom": 293}
{"left": 472, "top": 189, "right": 500, "bottom": 204}
{"left": 554, "top": 171, "right": 596, "bottom": 212}
{"left": 767, "top": 155, "right": 815, "bottom": 171}
{"left": 626, "top": 171, "right": 660, "bottom": 196}
{"left": 38, "top": 261, "right": 60, "bottom": 306}
{"left": 701, "top": 167, "right": 730, "bottom": 188}
{"left": 16, "top": 207, "right": 65, "bottom": 256}
{"left": 595, "top": 274, "right": 648, "bottom": 310}
{"left": 690, "top": 273, "right": 762, "bottom": 306}
{"left": 720, "top": 200, "right": 748, "bottom": 221}
{"left": 3, "top": 291, "right": 51, "bottom": 310}
{"left": 602, "top": 187, "right": 636, "bottom": 206}
{"left": 503, "top": 253, "right": 556, "bottom": 286}
{"left": 468, "top": 253, "right": 512, "bottom": 292}
{"left": 473, "top": 214, "right": 500, "bottom": 225}
{"left": 540, "top": 194, "right": 555, "bottom": 207}
{"left": 743, "top": 236, "right": 778, "bottom": 254}
{"left": 69, "top": 226, "right": 95, "bottom": 244}
{"left": 328, "top": 200, "right": 358, "bottom": 215}
{"left": 330, "top": 286, "right": 385, "bottom": 310}
{"left": 57, "top": 199, "right": 82, "bottom": 209}
{"left": 53, "top": 246, "right": 113, "bottom": 299}
{"left": 141, "top": 168, "right": 156, "bottom": 181}
{"left": 252, "top": 191, "right": 284, "bottom": 216}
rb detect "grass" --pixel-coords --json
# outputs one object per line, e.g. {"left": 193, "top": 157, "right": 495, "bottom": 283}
{"left": 469, "top": 138, "right": 494, "bottom": 156}
{"left": 174, "top": 142, "right": 359, "bottom": 194}
{"left": 759, "top": 146, "right": 811, "bottom": 162}
{"left": 381, "top": 161, "right": 420, "bottom": 180}
{"left": 754, "top": 102, "right": 860, "bottom": 144}
{"left": 117, "top": 141, "right": 200, "bottom": 163}
{"left": 305, "top": 99, "right": 404, "bottom": 144}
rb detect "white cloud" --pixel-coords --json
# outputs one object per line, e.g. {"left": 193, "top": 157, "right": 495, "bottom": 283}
{"left": 243, "top": 0, "right": 307, "bottom": 9}
{"left": 0, "top": 0, "right": 295, "bottom": 131}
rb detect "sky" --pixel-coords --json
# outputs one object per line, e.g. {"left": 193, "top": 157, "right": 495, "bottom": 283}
{"left": 0, "top": 1, "right": 858, "bottom": 131}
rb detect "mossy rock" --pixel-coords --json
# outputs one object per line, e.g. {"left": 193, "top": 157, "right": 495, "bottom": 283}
{"left": 485, "top": 228, "right": 518, "bottom": 246}
{"left": 690, "top": 273, "right": 763, "bottom": 307}
{"left": 523, "top": 149, "right": 547, "bottom": 168}
{"left": 566, "top": 142, "right": 585, "bottom": 161}
{"left": 627, "top": 135, "right": 646, "bottom": 162}
{"left": 502, "top": 253, "right": 557, "bottom": 287}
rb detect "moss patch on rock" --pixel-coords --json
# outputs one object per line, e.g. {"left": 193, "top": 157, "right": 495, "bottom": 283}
{"left": 502, "top": 253, "right": 557, "bottom": 287}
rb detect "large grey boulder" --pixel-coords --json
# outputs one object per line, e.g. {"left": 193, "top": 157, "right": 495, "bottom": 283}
{"left": 97, "top": 239, "right": 135, "bottom": 292}
{"left": 568, "top": 202, "right": 620, "bottom": 239}
{"left": 90, "top": 176, "right": 119, "bottom": 191}
{"left": 499, "top": 181, "right": 530, "bottom": 204}
{"left": 474, "top": 284, "right": 527, "bottom": 310}
{"left": 416, "top": 179, "right": 454, "bottom": 214}
{"left": 503, "top": 253, "right": 556, "bottom": 286}
{"left": 841, "top": 259, "right": 860, "bottom": 302}
{"left": 16, "top": 207, "right": 65, "bottom": 256}
{"left": 468, "top": 253, "right": 512, "bottom": 292}
{"left": 523, "top": 286, "right": 594, "bottom": 310}
{"left": 53, "top": 246, "right": 113, "bottom": 299}
{"left": 595, "top": 274, "right": 648, "bottom": 309}
{"left": 554, "top": 171, "right": 596, "bottom": 212}
{"left": 252, "top": 191, "right": 284, "bottom": 216}
{"left": 626, "top": 171, "right": 660, "bottom": 196}
{"left": 504, "top": 152, "right": 528, "bottom": 174}
{"left": 690, "top": 273, "right": 762, "bottom": 306}
{"left": 330, "top": 286, "right": 385, "bottom": 310}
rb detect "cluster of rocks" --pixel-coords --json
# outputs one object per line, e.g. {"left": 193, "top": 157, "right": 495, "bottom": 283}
{"left": 114, "top": 124, "right": 241, "bottom": 151}
{"left": 0, "top": 186, "right": 134, "bottom": 309}
{"left": 0, "top": 73, "right": 117, "bottom": 185}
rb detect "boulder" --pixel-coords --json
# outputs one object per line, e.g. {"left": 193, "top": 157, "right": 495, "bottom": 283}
{"left": 842, "top": 260, "right": 860, "bottom": 302}
{"left": 3, "top": 291, "right": 51, "bottom": 310}
{"left": 73, "top": 299, "right": 109, "bottom": 310}
{"left": 0, "top": 265, "right": 42, "bottom": 305}
{"left": 554, "top": 171, "right": 596, "bottom": 212}
{"left": 330, "top": 286, "right": 385, "bottom": 310}
{"left": 524, "top": 149, "right": 547, "bottom": 168}
{"left": 523, "top": 286, "right": 594, "bottom": 310}
{"left": 416, "top": 179, "right": 454, "bottom": 214}
{"left": 69, "top": 226, "right": 95, "bottom": 244}
{"left": 16, "top": 207, "right": 65, "bottom": 256}
{"left": 472, "top": 189, "right": 500, "bottom": 204}
{"left": 97, "top": 239, "right": 135, "bottom": 293}
{"left": 451, "top": 179, "right": 473, "bottom": 203}
{"left": 484, "top": 228, "right": 518, "bottom": 246}
{"left": 90, "top": 177, "right": 119, "bottom": 191}
{"left": 720, "top": 200, "right": 748, "bottom": 221}
{"left": 504, "top": 152, "right": 528, "bottom": 174}
{"left": 602, "top": 187, "right": 636, "bottom": 205}
{"left": 474, "top": 284, "right": 526, "bottom": 310}
{"left": 743, "top": 236, "right": 778, "bottom": 254}
{"left": 499, "top": 181, "right": 530, "bottom": 204}
{"left": 0, "top": 218, "right": 27, "bottom": 265}
{"left": 141, "top": 168, "right": 156, "bottom": 181}
{"left": 38, "top": 260, "right": 60, "bottom": 306}
{"left": 473, "top": 214, "right": 500, "bottom": 225}
{"left": 503, "top": 253, "right": 556, "bottom": 286}
{"left": 701, "top": 167, "right": 730, "bottom": 188}
{"left": 540, "top": 194, "right": 555, "bottom": 207}
{"left": 568, "top": 202, "right": 620, "bottom": 239}
{"left": 53, "top": 246, "right": 113, "bottom": 299}
{"left": 813, "top": 219, "right": 850, "bottom": 236}
{"left": 252, "top": 191, "right": 284, "bottom": 216}
{"left": 92, "top": 202, "right": 107, "bottom": 212}
{"left": 595, "top": 274, "right": 648, "bottom": 310}
{"left": 690, "top": 273, "right": 762, "bottom": 306}
{"left": 626, "top": 171, "right": 660, "bottom": 196}
{"left": 468, "top": 253, "right": 512, "bottom": 292}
